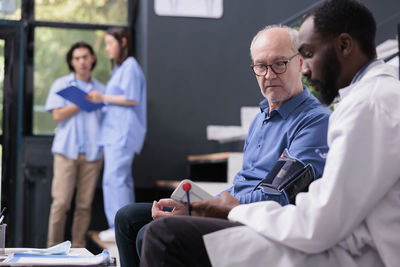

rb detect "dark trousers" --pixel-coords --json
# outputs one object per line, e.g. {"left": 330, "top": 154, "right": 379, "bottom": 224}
{"left": 115, "top": 203, "right": 153, "bottom": 267}
{"left": 140, "top": 216, "right": 243, "bottom": 267}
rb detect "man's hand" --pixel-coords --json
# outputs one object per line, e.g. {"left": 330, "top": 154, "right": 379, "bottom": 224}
{"left": 86, "top": 91, "right": 104, "bottom": 103}
{"left": 191, "top": 192, "right": 239, "bottom": 219}
{"left": 151, "top": 198, "right": 188, "bottom": 220}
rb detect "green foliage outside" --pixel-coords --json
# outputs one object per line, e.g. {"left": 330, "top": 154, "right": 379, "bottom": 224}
{"left": 33, "top": 28, "right": 112, "bottom": 134}
{"left": 302, "top": 76, "right": 318, "bottom": 98}
{"left": 35, "top": 0, "right": 127, "bottom": 25}
{"left": 0, "top": 0, "right": 21, "bottom": 20}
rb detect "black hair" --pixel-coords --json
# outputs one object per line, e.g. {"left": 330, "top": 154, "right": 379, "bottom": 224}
{"left": 66, "top": 41, "right": 97, "bottom": 72}
{"left": 106, "top": 27, "right": 133, "bottom": 66}
{"left": 309, "top": 0, "right": 377, "bottom": 59}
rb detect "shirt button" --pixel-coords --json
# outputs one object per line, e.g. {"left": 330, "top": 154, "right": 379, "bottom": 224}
{"left": 257, "top": 144, "right": 261, "bottom": 148}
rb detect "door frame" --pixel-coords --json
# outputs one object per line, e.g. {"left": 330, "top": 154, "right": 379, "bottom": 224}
{"left": 0, "top": 20, "right": 24, "bottom": 246}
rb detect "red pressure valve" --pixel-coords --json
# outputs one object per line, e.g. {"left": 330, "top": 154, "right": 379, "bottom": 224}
{"left": 182, "top": 182, "right": 192, "bottom": 192}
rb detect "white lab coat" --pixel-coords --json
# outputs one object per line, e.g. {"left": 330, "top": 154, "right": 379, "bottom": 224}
{"left": 204, "top": 60, "right": 400, "bottom": 267}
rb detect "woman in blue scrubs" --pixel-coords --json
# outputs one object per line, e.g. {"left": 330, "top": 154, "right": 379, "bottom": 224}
{"left": 87, "top": 27, "right": 146, "bottom": 242}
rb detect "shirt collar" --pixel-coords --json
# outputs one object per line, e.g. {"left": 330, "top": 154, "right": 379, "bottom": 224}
{"left": 66, "top": 72, "right": 94, "bottom": 85}
{"left": 66, "top": 73, "right": 76, "bottom": 83}
{"left": 339, "top": 59, "right": 383, "bottom": 100}
{"left": 259, "top": 86, "right": 309, "bottom": 120}
{"left": 350, "top": 59, "right": 378, "bottom": 85}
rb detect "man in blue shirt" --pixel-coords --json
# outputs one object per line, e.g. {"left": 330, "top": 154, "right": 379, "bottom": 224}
{"left": 141, "top": 1, "right": 400, "bottom": 266}
{"left": 116, "top": 25, "right": 330, "bottom": 267}
{"left": 45, "top": 42, "right": 105, "bottom": 248}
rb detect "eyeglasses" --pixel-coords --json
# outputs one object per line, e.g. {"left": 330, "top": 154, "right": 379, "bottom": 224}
{"left": 250, "top": 53, "right": 299, "bottom": 76}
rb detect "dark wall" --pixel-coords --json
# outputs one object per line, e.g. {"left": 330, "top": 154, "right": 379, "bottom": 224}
{"left": 132, "top": 0, "right": 400, "bottom": 188}
{"left": 365, "top": 0, "right": 400, "bottom": 44}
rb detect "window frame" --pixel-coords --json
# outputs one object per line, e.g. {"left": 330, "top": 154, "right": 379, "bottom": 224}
{"left": 22, "top": 0, "right": 138, "bottom": 136}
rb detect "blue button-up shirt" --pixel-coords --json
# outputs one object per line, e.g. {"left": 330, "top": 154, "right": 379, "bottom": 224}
{"left": 225, "top": 87, "right": 331, "bottom": 204}
{"left": 45, "top": 73, "right": 105, "bottom": 161}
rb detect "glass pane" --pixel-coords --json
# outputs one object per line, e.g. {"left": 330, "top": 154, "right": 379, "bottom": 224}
{"left": 0, "top": 39, "right": 4, "bottom": 191}
{"left": 33, "top": 27, "right": 112, "bottom": 135}
{"left": 0, "top": 0, "right": 21, "bottom": 20}
{"left": 35, "top": 0, "right": 128, "bottom": 25}
{"left": 0, "top": 39, "right": 4, "bottom": 136}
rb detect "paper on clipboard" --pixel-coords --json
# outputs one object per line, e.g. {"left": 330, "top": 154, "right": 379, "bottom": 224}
{"left": 57, "top": 86, "right": 104, "bottom": 112}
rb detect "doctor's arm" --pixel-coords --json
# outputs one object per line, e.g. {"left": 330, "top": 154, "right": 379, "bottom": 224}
{"left": 52, "top": 105, "right": 80, "bottom": 123}
{"left": 86, "top": 91, "right": 138, "bottom": 106}
{"left": 227, "top": 101, "right": 400, "bottom": 253}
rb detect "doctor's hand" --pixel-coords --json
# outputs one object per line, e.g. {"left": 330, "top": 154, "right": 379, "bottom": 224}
{"left": 151, "top": 198, "right": 188, "bottom": 220}
{"left": 191, "top": 192, "right": 239, "bottom": 219}
{"left": 86, "top": 91, "right": 104, "bottom": 103}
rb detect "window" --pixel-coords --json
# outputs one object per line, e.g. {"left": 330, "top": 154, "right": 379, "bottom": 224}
{"left": 0, "top": 0, "right": 21, "bottom": 20}
{"left": 0, "top": 39, "right": 4, "bottom": 136}
{"left": 0, "top": 0, "right": 132, "bottom": 134}
{"left": 35, "top": 0, "right": 128, "bottom": 25}
{"left": 33, "top": 27, "right": 111, "bottom": 135}
{"left": 0, "top": 39, "right": 4, "bottom": 182}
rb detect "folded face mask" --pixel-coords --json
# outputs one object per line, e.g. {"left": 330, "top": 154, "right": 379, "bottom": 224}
{"left": 27, "top": 240, "right": 71, "bottom": 255}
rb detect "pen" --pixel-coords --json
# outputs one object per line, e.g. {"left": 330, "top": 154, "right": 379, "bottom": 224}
{"left": 0, "top": 207, "right": 6, "bottom": 224}
{"left": 186, "top": 191, "right": 191, "bottom": 216}
{"left": 182, "top": 182, "right": 192, "bottom": 216}
{"left": 0, "top": 207, "right": 6, "bottom": 218}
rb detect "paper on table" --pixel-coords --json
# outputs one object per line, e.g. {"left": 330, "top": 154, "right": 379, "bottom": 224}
{"left": 57, "top": 86, "right": 104, "bottom": 112}
{"left": 5, "top": 249, "right": 110, "bottom": 266}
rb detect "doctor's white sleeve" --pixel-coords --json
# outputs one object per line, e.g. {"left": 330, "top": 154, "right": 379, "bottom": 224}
{"left": 228, "top": 90, "right": 400, "bottom": 254}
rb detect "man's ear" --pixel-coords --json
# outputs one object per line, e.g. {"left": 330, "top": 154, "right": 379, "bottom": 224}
{"left": 298, "top": 55, "right": 304, "bottom": 72}
{"left": 336, "top": 33, "right": 353, "bottom": 58}
{"left": 91, "top": 55, "right": 96, "bottom": 66}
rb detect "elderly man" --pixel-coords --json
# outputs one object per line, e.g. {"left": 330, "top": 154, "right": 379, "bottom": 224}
{"left": 116, "top": 25, "right": 330, "bottom": 267}
{"left": 140, "top": 0, "right": 400, "bottom": 266}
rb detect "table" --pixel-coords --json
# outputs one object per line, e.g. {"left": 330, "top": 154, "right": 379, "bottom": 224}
{"left": 0, "top": 248, "right": 116, "bottom": 266}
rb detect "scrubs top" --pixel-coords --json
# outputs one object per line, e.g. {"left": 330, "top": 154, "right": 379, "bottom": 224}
{"left": 45, "top": 73, "right": 105, "bottom": 161}
{"left": 99, "top": 57, "right": 147, "bottom": 153}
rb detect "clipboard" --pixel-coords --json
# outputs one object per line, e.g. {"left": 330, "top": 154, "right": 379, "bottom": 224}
{"left": 57, "top": 86, "right": 104, "bottom": 112}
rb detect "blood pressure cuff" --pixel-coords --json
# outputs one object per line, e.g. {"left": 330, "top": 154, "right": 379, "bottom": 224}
{"left": 254, "top": 149, "right": 315, "bottom": 205}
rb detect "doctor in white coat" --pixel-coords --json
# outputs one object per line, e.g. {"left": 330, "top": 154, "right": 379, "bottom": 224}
{"left": 139, "top": 1, "right": 400, "bottom": 267}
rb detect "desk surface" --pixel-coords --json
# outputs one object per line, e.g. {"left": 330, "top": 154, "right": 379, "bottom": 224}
{"left": 187, "top": 152, "right": 231, "bottom": 162}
